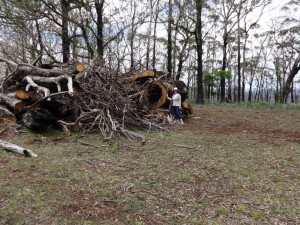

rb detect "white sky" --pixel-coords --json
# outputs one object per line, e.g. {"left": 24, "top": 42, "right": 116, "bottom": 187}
{"left": 258, "top": 0, "right": 289, "bottom": 30}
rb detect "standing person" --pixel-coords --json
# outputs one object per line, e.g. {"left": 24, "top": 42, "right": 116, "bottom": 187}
{"left": 167, "top": 87, "right": 184, "bottom": 124}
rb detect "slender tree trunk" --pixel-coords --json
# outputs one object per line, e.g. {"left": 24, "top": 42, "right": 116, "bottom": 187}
{"left": 228, "top": 77, "right": 232, "bottom": 101}
{"left": 248, "top": 73, "right": 254, "bottom": 102}
{"left": 220, "top": 35, "right": 228, "bottom": 102}
{"left": 282, "top": 54, "right": 300, "bottom": 103}
{"left": 61, "top": 0, "right": 70, "bottom": 63}
{"left": 167, "top": 0, "right": 173, "bottom": 78}
{"left": 248, "top": 84, "right": 252, "bottom": 102}
{"left": 237, "top": 8, "right": 241, "bottom": 102}
{"left": 291, "top": 81, "right": 294, "bottom": 103}
{"left": 95, "top": 0, "right": 104, "bottom": 63}
{"left": 130, "top": 1, "right": 137, "bottom": 69}
{"left": 145, "top": 0, "right": 155, "bottom": 69}
{"left": 35, "top": 20, "right": 44, "bottom": 65}
{"left": 80, "top": 20, "right": 95, "bottom": 59}
{"left": 242, "top": 30, "right": 248, "bottom": 102}
{"left": 195, "top": 0, "right": 204, "bottom": 104}
{"left": 175, "top": 40, "right": 189, "bottom": 80}
{"left": 152, "top": 0, "right": 160, "bottom": 69}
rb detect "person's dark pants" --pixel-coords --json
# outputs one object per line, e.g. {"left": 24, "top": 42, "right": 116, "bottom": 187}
{"left": 171, "top": 106, "right": 181, "bottom": 119}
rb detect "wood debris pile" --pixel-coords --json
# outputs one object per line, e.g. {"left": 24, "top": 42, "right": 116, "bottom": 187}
{"left": 0, "top": 57, "right": 192, "bottom": 140}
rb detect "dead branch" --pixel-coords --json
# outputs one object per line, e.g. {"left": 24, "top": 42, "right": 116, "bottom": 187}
{"left": 24, "top": 74, "right": 74, "bottom": 96}
{"left": 0, "top": 140, "right": 37, "bottom": 157}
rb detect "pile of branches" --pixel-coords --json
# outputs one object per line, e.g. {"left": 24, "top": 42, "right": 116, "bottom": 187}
{"left": 65, "top": 67, "right": 165, "bottom": 139}
{"left": 0, "top": 58, "right": 176, "bottom": 140}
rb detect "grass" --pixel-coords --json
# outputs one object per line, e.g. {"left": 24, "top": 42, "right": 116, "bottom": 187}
{"left": 206, "top": 100, "right": 300, "bottom": 110}
{"left": 0, "top": 104, "right": 300, "bottom": 224}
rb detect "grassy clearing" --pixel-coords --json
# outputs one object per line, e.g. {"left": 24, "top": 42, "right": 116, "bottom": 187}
{"left": 0, "top": 104, "right": 300, "bottom": 224}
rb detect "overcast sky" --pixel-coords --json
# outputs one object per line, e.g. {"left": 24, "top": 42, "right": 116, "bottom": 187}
{"left": 258, "top": 0, "right": 289, "bottom": 30}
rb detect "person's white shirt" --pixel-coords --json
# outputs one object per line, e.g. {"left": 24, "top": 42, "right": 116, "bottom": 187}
{"left": 167, "top": 93, "right": 181, "bottom": 108}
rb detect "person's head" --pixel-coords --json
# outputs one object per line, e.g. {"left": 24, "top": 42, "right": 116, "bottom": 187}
{"left": 173, "top": 87, "right": 178, "bottom": 93}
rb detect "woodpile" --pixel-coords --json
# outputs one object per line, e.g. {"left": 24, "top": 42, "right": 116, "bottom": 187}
{"left": 0, "top": 57, "right": 192, "bottom": 142}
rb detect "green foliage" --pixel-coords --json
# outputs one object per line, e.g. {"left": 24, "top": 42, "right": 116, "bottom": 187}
{"left": 203, "top": 70, "right": 232, "bottom": 85}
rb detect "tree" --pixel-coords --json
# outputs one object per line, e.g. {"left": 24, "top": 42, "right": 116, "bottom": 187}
{"left": 235, "top": 0, "right": 270, "bottom": 102}
{"left": 211, "top": 0, "right": 238, "bottom": 102}
{"left": 60, "top": 0, "right": 71, "bottom": 63}
{"left": 172, "top": 0, "right": 194, "bottom": 80}
{"left": 152, "top": 0, "right": 161, "bottom": 69}
{"left": 0, "top": 0, "right": 45, "bottom": 62}
{"left": 167, "top": 0, "right": 173, "bottom": 78}
{"left": 95, "top": 0, "right": 105, "bottom": 62}
{"left": 195, "top": 0, "right": 204, "bottom": 104}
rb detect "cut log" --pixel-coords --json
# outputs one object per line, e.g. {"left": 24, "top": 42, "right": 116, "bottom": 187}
{"left": 132, "top": 69, "right": 159, "bottom": 84}
{"left": 14, "top": 90, "right": 30, "bottom": 100}
{"left": 0, "top": 140, "right": 37, "bottom": 157}
{"left": 73, "top": 62, "right": 85, "bottom": 74}
{"left": 0, "top": 105, "right": 16, "bottom": 125}
{"left": 0, "top": 95, "right": 25, "bottom": 111}
{"left": 12, "top": 90, "right": 44, "bottom": 103}
{"left": 144, "top": 80, "right": 168, "bottom": 109}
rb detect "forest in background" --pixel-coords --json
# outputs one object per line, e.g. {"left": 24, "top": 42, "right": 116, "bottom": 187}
{"left": 0, "top": 0, "right": 300, "bottom": 104}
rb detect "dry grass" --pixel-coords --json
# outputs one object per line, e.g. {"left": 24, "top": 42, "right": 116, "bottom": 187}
{"left": 0, "top": 104, "right": 300, "bottom": 225}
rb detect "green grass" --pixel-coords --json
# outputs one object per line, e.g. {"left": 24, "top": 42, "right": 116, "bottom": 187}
{"left": 1, "top": 105, "right": 300, "bottom": 224}
{"left": 203, "top": 100, "right": 300, "bottom": 110}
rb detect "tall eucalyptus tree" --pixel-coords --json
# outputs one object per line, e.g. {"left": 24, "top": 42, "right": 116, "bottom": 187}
{"left": 279, "top": 0, "right": 300, "bottom": 103}
{"left": 95, "top": 0, "right": 105, "bottom": 62}
{"left": 195, "top": 0, "right": 204, "bottom": 104}
{"left": 167, "top": 0, "right": 173, "bottom": 78}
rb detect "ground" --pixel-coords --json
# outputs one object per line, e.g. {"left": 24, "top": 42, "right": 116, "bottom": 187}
{"left": 0, "top": 104, "right": 299, "bottom": 225}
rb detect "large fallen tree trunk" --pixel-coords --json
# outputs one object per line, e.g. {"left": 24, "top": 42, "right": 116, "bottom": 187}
{"left": 0, "top": 140, "right": 37, "bottom": 157}
{"left": 144, "top": 80, "right": 168, "bottom": 109}
{"left": 142, "top": 76, "right": 191, "bottom": 114}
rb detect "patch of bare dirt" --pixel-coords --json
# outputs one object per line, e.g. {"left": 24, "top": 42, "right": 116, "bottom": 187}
{"left": 182, "top": 105, "right": 300, "bottom": 144}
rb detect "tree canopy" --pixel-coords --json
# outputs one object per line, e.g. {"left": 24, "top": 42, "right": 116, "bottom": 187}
{"left": 0, "top": 0, "right": 299, "bottom": 103}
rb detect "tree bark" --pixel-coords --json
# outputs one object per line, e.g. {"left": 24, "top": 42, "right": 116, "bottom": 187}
{"left": 61, "top": 0, "right": 71, "bottom": 63}
{"left": 95, "top": 0, "right": 105, "bottom": 63}
{"left": 282, "top": 54, "right": 300, "bottom": 103}
{"left": 152, "top": 0, "right": 160, "bottom": 69}
{"left": 195, "top": 0, "right": 204, "bottom": 104}
{"left": 167, "top": 0, "right": 173, "bottom": 78}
